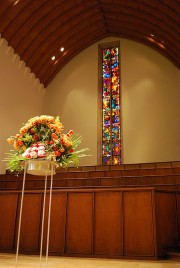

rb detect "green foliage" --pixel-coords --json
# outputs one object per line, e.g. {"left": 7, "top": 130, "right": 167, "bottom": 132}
{"left": 4, "top": 151, "right": 26, "bottom": 173}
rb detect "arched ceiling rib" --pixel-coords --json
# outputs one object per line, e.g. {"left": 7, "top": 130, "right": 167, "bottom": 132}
{"left": 0, "top": 0, "right": 179, "bottom": 88}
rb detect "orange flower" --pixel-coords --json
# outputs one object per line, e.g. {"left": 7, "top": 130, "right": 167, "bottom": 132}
{"left": 30, "top": 128, "right": 35, "bottom": 134}
{"left": 51, "top": 133, "right": 58, "bottom": 140}
{"left": 68, "top": 130, "right": 74, "bottom": 135}
{"left": 54, "top": 151, "right": 61, "bottom": 156}
{"left": 33, "top": 134, "right": 38, "bottom": 141}
{"left": 17, "top": 140, "right": 23, "bottom": 146}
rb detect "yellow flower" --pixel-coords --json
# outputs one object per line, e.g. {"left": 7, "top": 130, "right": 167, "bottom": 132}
{"left": 13, "top": 140, "right": 19, "bottom": 150}
{"left": 7, "top": 138, "right": 14, "bottom": 144}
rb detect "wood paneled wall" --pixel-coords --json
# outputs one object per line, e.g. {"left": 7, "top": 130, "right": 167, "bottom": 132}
{"left": 0, "top": 187, "right": 179, "bottom": 259}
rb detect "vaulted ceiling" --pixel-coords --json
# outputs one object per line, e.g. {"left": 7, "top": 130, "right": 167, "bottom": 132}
{"left": 0, "top": 0, "right": 179, "bottom": 87}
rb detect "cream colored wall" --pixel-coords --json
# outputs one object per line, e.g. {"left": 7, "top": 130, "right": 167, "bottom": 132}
{"left": 0, "top": 38, "right": 44, "bottom": 174}
{"left": 44, "top": 37, "right": 180, "bottom": 165}
{"left": 121, "top": 39, "right": 180, "bottom": 164}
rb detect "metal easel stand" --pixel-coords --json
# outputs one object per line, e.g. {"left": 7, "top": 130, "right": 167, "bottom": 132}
{"left": 15, "top": 160, "right": 55, "bottom": 268}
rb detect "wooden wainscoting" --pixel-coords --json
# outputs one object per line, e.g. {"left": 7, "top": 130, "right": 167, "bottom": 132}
{"left": 0, "top": 193, "right": 18, "bottom": 250}
{"left": 155, "top": 191, "right": 179, "bottom": 256}
{"left": 0, "top": 187, "right": 179, "bottom": 260}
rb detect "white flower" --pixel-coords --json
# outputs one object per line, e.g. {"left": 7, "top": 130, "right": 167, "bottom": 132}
{"left": 22, "top": 148, "right": 31, "bottom": 157}
{"left": 31, "top": 147, "right": 38, "bottom": 152}
{"left": 37, "top": 150, "right": 46, "bottom": 157}
{"left": 29, "top": 151, "right": 38, "bottom": 158}
{"left": 38, "top": 145, "right": 45, "bottom": 150}
{"left": 22, "top": 152, "right": 28, "bottom": 158}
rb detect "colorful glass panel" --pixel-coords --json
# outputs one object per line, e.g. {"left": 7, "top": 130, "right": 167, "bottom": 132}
{"left": 102, "top": 45, "right": 121, "bottom": 165}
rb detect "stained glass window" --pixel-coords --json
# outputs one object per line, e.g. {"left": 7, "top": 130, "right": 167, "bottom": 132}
{"left": 99, "top": 42, "right": 121, "bottom": 165}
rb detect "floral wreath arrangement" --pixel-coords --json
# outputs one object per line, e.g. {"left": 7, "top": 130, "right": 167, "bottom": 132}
{"left": 5, "top": 115, "right": 88, "bottom": 174}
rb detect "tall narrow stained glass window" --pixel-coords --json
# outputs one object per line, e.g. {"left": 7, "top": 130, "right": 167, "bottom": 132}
{"left": 99, "top": 42, "right": 121, "bottom": 165}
